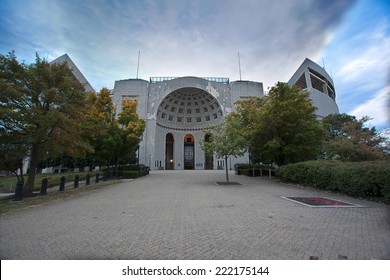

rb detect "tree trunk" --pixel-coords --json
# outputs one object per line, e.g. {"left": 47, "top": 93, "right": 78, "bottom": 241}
{"left": 225, "top": 155, "right": 229, "bottom": 182}
{"left": 24, "top": 143, "right": 40, "bottom": 196}
{"left": 15, "top": 161, "right": 25, "bottom": 185}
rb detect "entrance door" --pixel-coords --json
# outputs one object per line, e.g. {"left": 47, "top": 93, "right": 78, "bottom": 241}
{"left": 165, "top": 133, "right": 174, "bottom": 170}
{"left": 204, "top": 134, "right": 214, "bottom": 169}
{"left": 184, "top": 134, "right": 194, "bottom": 170}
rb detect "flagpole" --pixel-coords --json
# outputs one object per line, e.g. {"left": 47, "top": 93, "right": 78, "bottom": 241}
{"left": 238, "top": 52, "right": 242, "bottom": 81}
{"left": 136, "top": 51, "right": 140, "bottom": 79}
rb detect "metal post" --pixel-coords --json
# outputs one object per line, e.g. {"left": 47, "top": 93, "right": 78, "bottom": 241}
{"left": 136, "top": 51, "right": 140, "bottom": 79}
{"left": 14, "top": 181, "right": 23, "bottom": 201}
{"left": 95, "top": 173, "right": 100, "bottom": 184}
{"left": 40, "top": 178, "right": 48, "bottom": 195}
{"left": 74, "top": 175, "right": 79, "bottom": 188}
{"left": 86, "top": 174, "right": 90, "bottom": 186}
{"left": 59, "top": 176, "right": 65, "bottom": 191}
{"left": 238, "top": 52, "right": 242, "bottom": 81}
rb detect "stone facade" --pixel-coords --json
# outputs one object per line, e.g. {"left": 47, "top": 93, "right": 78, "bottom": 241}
{"left": 54, "top": 54, "right": 339, "bottom": 170}
{"left": 112, "top": 77, "right": 263, "bottom": 170}
{"left": 51, "top": 54, "right": 95, "bottom": 93}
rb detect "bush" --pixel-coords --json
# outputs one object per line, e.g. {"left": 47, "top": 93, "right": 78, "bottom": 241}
{"left": 102, "top": 164, "right": 149, "bottom": 179}
{"left": 277, "top": 160, "right": 390, "bottom": 204}
{"left": 123, "top": 164, "right": 146, "bottom": 171}
{"left": 122, "top": 170, "right": 147, "bottom": 179}
{"left": 234, "top": 163, "right": 253, "bottom": 170}
{"left": 235, "top": 163, "right": 276, "bottom": 177}
{"left": 241, "top": 168, "right": 275, "bottom": 177}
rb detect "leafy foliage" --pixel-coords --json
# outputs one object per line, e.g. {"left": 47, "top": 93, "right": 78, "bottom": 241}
{"left": 322, "top": 114, "right": 388, "bottom": 161}
{"left": 0, "top": 143, "right": 26, "bottom": 182}
{"left": 85, "top": 90, "right": 145, "bottom": 173}
{"left": 278, "top": 160, "right": 390, "bottom": 204}
{"left": 232, "top": 82, "right": 325, "bottom": 166}
{"left": 200, "top": 116, "right": 247, "bottom": 181}
{"left": 0, "top": 51, "right": 92, "bottom": 195}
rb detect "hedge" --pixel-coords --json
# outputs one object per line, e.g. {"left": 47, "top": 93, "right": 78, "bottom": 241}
{"left": 122, "top": 170, "right": 148, "bottom": 179}
{"left": 277, "top": 160, "right": 390, "bottom": 204}
{"left": 102, "top": 165, "right": 149, "bottom": 180}
{"left": 240, "top": 168, "right": 275, "bottom": 177}
{"left": 235, "top": 163, "right": 276, "bottom": 176}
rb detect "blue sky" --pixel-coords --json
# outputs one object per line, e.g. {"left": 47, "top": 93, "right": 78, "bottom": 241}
{"left": 1, "top": 0, "right": 389, "bottom": 130}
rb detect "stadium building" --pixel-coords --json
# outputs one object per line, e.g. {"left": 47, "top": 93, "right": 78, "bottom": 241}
{"left": 57, "top": 55, "right": 339, "bottom": 170}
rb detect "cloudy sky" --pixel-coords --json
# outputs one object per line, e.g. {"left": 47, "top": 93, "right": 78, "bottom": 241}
{"left": 1, "top": 0, "right": 389, "bottom": 130}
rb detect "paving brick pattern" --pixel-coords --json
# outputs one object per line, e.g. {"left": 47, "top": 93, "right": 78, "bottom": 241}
{"left": 1, "top": 170, "right": 389, "bottom": 259}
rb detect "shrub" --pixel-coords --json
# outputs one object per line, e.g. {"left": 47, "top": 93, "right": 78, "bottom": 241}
{"left": 277, "top": 160, "right": 390, "bottom": 204}
{"left": 235, "top": 163, "right": 276, "bottom": 176}
{"left": 240, "top": 167, "right": 276, "bottom": 177}
{"left": 234, "top": 163, "right": 253, "bottom": 170}
{"left": 122, "top": 170, "right": 146, "bottom": 179}
{"left": 102, "top": 165, "right": 148, "bottom": 179}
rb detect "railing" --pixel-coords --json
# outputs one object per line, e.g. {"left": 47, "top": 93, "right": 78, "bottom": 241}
{"left": 150, "top": 77, "right": 176, "bottom": 83}
{"left": 150, "top": 77, "right": 229, "bottom": 84}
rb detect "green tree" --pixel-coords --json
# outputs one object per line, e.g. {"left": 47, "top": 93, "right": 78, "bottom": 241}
{"left": 322, "top": 114, "right": 388, "bottom": 161}
{"left": 115, "top": 98, "right": 146, "bottom": 171}
{"left": 0, "top": 52, "right": 92, "bottom": 195}
{"left": 0, "top": 143, "right": 27, "bottom": 183}
{"left": 84, "top": 88, "right": 117, "bottom": 166}
{"left": 322, "top": 113, "right": 356, "bottom": 139}
{"left": 85, "top": 88, "right": 116, "bottom": 131}
{"left": 85, "top": 92, "right": 145, "bottom": 174}
{"left": 234, "top": 82, "right": 325, "bottom": 166}
{"left": 200, "top": 116, "right": 247, "bottom": 182}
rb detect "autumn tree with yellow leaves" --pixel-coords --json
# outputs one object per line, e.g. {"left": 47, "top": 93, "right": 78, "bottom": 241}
{"left": 0, "top": 52, "right": 93, "bottom": 195}
{"left": 86, "top": 88, "right": 145, "bottom": 174}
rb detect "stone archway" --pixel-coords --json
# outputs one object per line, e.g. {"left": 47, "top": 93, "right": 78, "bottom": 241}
{"left": 156, "top": 86, "right": 224, "bottom": 170}
{"left": 165, "top": 133, "right": 174, "bottom": 170}
{"left": 184, "top": 134, "right": 195, "bottom": 170}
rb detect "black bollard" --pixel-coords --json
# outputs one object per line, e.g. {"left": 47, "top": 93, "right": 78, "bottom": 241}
{"left": 86, "top": 174, "right": 90, "bottom": 185}
{"left": 14, "top": 181, "right": 23, "bottom": 201}
{"left": 74, "top": 175, "right": 79, "bottom": 188}
{"left": 59, "top": 176, "right": 65, "bottom": 191}
{"left": 40, "top": 178, "right": 48, "bottom": 195}
{"left": 95, "top": 173, "right": 100, "bottom": 184}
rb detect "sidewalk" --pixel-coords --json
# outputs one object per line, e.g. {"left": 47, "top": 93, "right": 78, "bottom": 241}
{"left": 1, "top": 170, "right": 389, "bottom": 259}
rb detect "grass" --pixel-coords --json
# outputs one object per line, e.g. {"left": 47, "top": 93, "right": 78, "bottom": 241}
{"left": 0, "top": 172, "right": 98, "bottom": 192}
{"left": 0, "top": 179, "right": 121, "bottom": 217}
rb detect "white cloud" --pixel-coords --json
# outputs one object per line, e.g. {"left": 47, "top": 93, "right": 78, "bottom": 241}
{"left": 1, "top": 0, "right": 356, "bottom": 90}
{"left": 101, "top": 0, "right": 356, "bottom": 89}
{"left": 337, "top": 23, "right": 390, "bottom": 85}
{"left": 327, "top": 18, "right": 390, "bottom": 129}
{"left": 349, "top": 86, "right": 390, "bottom": 129}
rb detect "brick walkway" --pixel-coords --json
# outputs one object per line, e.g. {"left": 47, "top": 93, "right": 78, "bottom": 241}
{"left": 0, "top": 170, "right": 389, "bottom": 259}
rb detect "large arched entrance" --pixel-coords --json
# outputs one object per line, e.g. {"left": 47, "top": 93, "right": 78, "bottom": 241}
{"left": 165, "top": 133, "right": 174, "bottom": 170}
{"left": 204, "top": 134, "right": 213, "bottom": 169}
{"left": 184, "top": 134, "right": 195, "bottom": 170}
{"left": 156, "top": 86, "right": 224, "bottom": 170}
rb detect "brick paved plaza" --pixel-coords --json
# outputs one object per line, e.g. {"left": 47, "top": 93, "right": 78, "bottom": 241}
{"left": 0, "top": 170, "right": 389, "bottom": 259}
